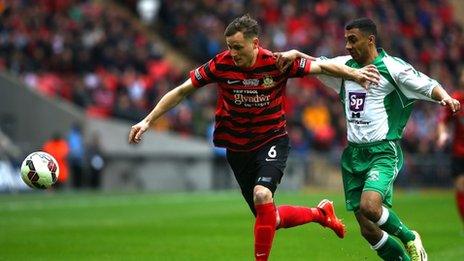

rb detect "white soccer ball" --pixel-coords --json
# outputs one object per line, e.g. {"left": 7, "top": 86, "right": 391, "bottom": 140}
{"left": 20, "top": 151, "right": 59, "bottom": 189}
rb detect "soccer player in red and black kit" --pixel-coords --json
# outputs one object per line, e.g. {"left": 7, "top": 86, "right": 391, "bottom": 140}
{"left": 437, "top": 68, "right": 464, "bottom": 230}
{"left": 128, "top": 15, "right": 380, "bottom": 260}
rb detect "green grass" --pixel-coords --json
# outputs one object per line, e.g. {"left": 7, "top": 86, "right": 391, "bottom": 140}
{"left": 0, "top": 190, "right": 463, "bottom": 260}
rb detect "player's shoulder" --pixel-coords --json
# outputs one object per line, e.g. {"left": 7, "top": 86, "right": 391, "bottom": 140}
{"left": 382, "top": 54, "right": 411, "bottom": 69}
{"left": 213, "top": 50, "right": 234, "bottom": 65}
{"left": 258, "top": 47, "right": 277, "bottom": 64}
{"left": 381, "top": 54, "right": 414, "bottom": 77}
{"left": 318, "top": 55, "right": 352, "bottom": 65}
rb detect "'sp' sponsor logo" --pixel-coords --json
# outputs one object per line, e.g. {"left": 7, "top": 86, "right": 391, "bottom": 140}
{"left": 349, "top": 92, "right": 366, "bottom": 119}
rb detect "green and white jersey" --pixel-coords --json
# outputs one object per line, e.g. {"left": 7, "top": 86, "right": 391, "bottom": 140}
{"left": 317, "top": 49, "right": 438, "bottom": 144}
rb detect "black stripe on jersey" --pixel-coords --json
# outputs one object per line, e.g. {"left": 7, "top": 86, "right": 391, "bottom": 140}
{"left": 214, "top": 128, "right": 287, "bottom": 150}
{"left": 215, "top": 63, "right": 278, "bottom": 74}
{"left": 215, "top": 115, "right": 285, "bottom": 128}
{"left": 194, "top": 67, "right": 209, "bottom": 86}
{"left": 203, "top": 61, "right": 217, "bottom": 81}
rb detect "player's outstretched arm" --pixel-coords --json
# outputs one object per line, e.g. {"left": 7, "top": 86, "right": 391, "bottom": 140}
{"left": 274, "top": 49, "right": 315, "bottom": 72}
{"left": 128, "top": 79, "right": 196, "bottom": 144}
{"left": 274, "top": 49, "right": 379, "bottom": 88}
{"left": 431, "top": 85, "right": 461, "bottom": 113}
{"left": 311, "top": 60, "right": 380, "bottom": 89}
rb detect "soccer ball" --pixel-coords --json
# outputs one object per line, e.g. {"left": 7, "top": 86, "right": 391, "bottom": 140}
{"left": 20, "top": 151, "right": 59, "bottom": 189}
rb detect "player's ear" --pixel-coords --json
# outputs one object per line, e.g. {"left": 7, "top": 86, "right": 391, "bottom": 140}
{"left": 252, "top": 37, "right": 259, "bottom": 48}
{"left": 368, "top": 35, "right": 375, "bottom": 45}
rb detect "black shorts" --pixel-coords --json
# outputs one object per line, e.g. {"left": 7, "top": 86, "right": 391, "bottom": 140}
{"left": 451, "top": 156, "right": 464, "bottom": 178}
{"left": 226, "top": 135, "right": 290, "bottom": 215}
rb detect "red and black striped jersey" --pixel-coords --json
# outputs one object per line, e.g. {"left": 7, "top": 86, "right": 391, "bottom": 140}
{"left": 441, "top": 90, "right": 464, "bottom": 157}
{"left": 189, "top": 47, "right": 312, "bottom": 151}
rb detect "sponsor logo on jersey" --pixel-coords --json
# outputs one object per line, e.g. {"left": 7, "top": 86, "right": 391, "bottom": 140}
{"left": 233, "top": 89, "right": 270, "bottom": 107}
{"left": 243, "top": 79, "right": 260, "bottom": 86}
{"left": 349, "top": 92, "right": 366, "bottom": 118}
{"left": 262, "top": 75, "right": 274, "bottom": 88}
{"left": 227, "top": 79, "right": 241, "bottom": 84}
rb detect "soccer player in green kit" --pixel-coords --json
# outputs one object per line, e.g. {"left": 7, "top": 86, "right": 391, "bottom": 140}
{"left": 276, "top": 18, "right": 461, "bottom": 261}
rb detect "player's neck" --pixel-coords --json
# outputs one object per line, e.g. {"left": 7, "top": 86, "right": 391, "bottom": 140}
{"left": 361, "top": 47, "right": 379, "bottom": 66}
{"left": 245, "top": 48, "right": 259, "bottom": 68}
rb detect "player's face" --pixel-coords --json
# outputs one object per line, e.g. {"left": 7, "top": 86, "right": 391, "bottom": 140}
{"left": 226, "top": 31, "right": 258, "bottom": 68}
{"left": 345, "top": 28, "right": 372, "bottom": 64}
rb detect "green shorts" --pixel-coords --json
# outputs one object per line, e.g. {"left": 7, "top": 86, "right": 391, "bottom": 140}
{"left": 341, "top": 140, "right": 403, "bottom": 211}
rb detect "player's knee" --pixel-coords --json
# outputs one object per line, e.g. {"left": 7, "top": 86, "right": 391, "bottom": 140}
{"left": 253, "top": 186, "right": 273, "bottom": 205}
{"left": 359, "top": 200, "right": 382, "bottom": 221}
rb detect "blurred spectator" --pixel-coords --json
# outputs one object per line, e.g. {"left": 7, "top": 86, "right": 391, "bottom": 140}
{"left": 137, "top": 0, "right": 160, "bottom": 24}
{"left": 87, "top": 131, "right": 105, "bottom": 189}
{"left": 68, "top": 123, "right": 85, "bottom": 188}
{"left": 43, "top": 132, "right": 69, "bottom": 188}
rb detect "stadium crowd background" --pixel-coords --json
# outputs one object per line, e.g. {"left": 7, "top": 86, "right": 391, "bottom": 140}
{"left": 0, "top": 0, "right": 463, "bottom": 188}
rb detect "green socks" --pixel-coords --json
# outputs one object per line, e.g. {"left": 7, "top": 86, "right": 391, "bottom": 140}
{"left": 377, "top": 206, "right": 415, "bottom": 244}
{"left": 373, "top": 231, "right": 410, "bottom": 261}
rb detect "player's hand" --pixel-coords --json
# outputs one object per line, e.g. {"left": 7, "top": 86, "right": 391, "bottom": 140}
{"left": 439, "top": 98, "right": 461, "bottom": 113}
{"left": 354, "top": 64, "right": 380, "bottom": 89}
{"left": 129, "top": 119, "right": 150, "bottom": 144}
{"left": 274, "top": 50, "right": 316, "bottom": 72}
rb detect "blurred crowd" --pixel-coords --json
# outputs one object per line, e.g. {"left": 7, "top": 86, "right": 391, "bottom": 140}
{"left": 0, "top": 0, "right": 182, "bottom": 124}
{"left": 1, "top": 0, "right": 463, "bottom": 157}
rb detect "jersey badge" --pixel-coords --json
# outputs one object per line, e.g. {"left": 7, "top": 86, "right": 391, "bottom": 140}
{"left": 262, "top": 75, "right": 274, "bottom": 88}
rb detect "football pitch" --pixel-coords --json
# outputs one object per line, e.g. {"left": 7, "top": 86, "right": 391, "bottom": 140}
{"left": 1, "top": 190, "right": 463, "bottom": 260}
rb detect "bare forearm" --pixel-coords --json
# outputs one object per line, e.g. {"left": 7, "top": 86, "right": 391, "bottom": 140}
{"left": 317, "top": 61, "right": 359, "bottom": 81}
{"left": 291, "top": 50, "right": 315, "bottom": 61}
{"left": 144, "top": 80, "right": 195, "bottom": 125}
{"left": 431, "top": 85, "right": 452, "bottom": 102}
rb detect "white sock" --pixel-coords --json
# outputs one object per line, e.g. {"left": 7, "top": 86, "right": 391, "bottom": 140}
{"left": 376, "top": 206, "right": 389, "bottom": 226}
{"left": 371, "top": 231, "right": 389, "bottom": 250}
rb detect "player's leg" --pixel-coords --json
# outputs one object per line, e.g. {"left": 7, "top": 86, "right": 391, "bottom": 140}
{"left": 252, "top": 137, "right": 289, "bottom": 261}
{"left": 363, "top": 141, "right": 426, "bottom": 260}
{"left": 360, "top": 191, "right": 415, "bottom": 245}
{"left": 343, "top": 143, "right": 412, "bottom": 260}
{"left": 226, "top": 149, "right": 258, "bottom": 215}
{"left": 253, "top": 184, "right": 276, "bottom": 261}
{"left": 452, "top": 156, "right": 464, "bottom": 227}
{"left": 455, "top": 175, "right": 464, "bottom": 226}
{"left": 355, "top": 210, "right": 410, "bottom": 260}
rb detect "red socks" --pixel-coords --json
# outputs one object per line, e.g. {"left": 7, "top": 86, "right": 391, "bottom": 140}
{"left": 253, "top": 203, "right": 326, "bottom": 260}
{"left": 254, "top": 203, "right": 276, "bottom": 261}
{"left": 456, "top": 190, "right": 464, "bottom": 222}
{"left": 277, "top": 205, "right": 325, "bottom": 229}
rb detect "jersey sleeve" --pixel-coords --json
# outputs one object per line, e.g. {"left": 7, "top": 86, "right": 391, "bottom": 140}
{"left": 287, "top": 57, "right": 312, "bottom": 78}
{"left": 189, "top": 59, "right": 217, "bottom": 88}
{"left": 315, "top": 55, "right": 352, "bottom": 94}
{"left": 391, "top": 60, "right": 438, "bottom": 102}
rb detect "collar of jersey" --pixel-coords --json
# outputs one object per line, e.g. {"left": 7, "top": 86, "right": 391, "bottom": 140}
{"left": 351, "top": 48, "right": 386, "bottom": 68}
